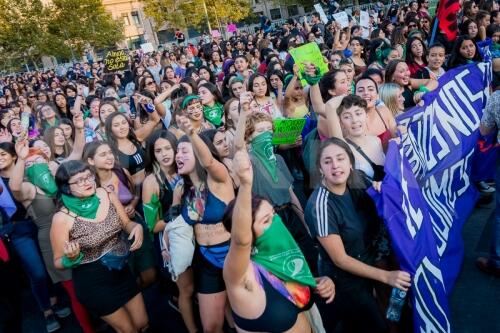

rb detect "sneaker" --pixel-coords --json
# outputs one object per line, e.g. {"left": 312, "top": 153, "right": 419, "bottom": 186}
{"left": 476, "top": 181, "right": 495, "bottom": 194}
{"left": 52, "top": 304, "right": 71, "bottom": 318}
{"left": 45, "top": 314, "right": 61, "bottom": 333}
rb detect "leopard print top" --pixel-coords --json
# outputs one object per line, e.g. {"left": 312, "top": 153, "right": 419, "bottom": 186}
{"left": 69, "top": 202, "right": 123, "bottom": 264}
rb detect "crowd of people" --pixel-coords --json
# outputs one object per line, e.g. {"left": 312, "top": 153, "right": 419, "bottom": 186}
{"left": 0, "top": 0, "right": 499, "bottom": 332}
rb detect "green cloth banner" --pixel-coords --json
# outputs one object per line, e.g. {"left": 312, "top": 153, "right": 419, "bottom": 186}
{"left": 272, "top": 118, "right": 307, "bottom": 145}
{"left": 289, "top": 43, "right": 329, "bottom": 86}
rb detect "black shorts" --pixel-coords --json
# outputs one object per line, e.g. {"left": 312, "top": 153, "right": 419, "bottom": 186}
{"left": 193, "top": 249, "right": 226, "bottom": 294}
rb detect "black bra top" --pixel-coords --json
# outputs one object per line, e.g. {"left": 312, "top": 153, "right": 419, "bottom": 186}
{"left": 232, "top": 271, "right": 301, "bottom": 333}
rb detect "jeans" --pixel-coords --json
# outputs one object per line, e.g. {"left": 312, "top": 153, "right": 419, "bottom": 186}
{"left": 9, "top": 220, "right": 51, "bottom": 311}
{"left": 492, "top": 160, "right": 500, "bottom": 268}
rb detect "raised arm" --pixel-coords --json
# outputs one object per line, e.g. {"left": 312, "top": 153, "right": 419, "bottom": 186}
{"left": 324, "top": 94, "right": 345, "bottom": 139}
{"left": 9, "top": 140, "right": 35, "bottom": 203}
{"left": 64, "top": 113, "right": 85, "bottom": 161}
{"left": 176, "top": 115, "right": 229, "bottom": 183}
{"left": 223, "top": 149, "right": 254, "bottom": 286}
{"left": 234, "top": 91, "right": 253, "bottom": 151}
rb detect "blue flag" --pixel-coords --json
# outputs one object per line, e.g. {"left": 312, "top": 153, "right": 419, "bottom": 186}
{"left": 0, "top": 177, "right": 16, "bottom": 218}
{"left": 369, "top": 62, "right": 492, "bottom": 333}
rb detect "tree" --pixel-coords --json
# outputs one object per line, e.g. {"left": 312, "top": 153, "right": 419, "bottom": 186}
{"left": 0, "top": 0, "right": 123, "bottom": 70}
{"left": 143, "top": 0, "right": 252, "bottom": 31}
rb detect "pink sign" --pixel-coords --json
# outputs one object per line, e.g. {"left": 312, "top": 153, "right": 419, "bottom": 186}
{"left": 227, "top": 24, "right": 237, "bottom": 33}
{"left": 211, "top": 30, "right": 221, "bottom": 38}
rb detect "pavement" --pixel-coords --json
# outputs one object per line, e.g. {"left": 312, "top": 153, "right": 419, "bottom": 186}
{"left": 17, "top": 197, "right": 500, "bottom": 333}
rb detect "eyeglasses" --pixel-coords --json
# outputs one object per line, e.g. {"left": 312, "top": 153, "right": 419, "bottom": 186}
{"left": 69, "top": 174, "right": 95, "bottom": 187}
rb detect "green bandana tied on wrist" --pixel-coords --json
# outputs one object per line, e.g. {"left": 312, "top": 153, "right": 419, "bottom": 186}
{"left": 249, "top": 131, "right": 278, "bottom": 183}
{"left": 300, "top": 67, "right": 322, "bottom": 86}
{"left": 61, "top": 194, "right": 100, "bottom": 219}
{"left": 252, "top": 214, "right": 316, "bottom": 288}
{"left": 26, "top": 163, "right": 58, "bottom": 197}
{"left": 203, "top": 103, "right": 224, "bottom": 127}
{"left": 143, "top": 193, "right": 162, "bottom": 232}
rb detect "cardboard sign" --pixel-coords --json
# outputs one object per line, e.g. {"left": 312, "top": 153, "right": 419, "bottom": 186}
{"left": 360, "top": 11, "right": 370, "bottom": 38}
{"left": 227, "top": 24, "right": 237, "bottom": 33}
{"left": 288, "top": 43, "right": 329, "bottom": 87}
{"left": 313, "top": 4, "right": 329, "bottom": 24}
{"left": 272, "top": 118, "right": 307, "bottom": 145}
{"left": 332, "top": 12, "right": 349, "bottom": 28}
{"left": 141, "top": 42, "right": 155, "bottom": 53}
{"left": 104, "top": 50, "right": 128, "bottom": 72}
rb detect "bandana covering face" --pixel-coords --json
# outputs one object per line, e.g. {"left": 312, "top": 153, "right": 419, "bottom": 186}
{"left": 203, "top": 103, "right": 224, "bottom": 127}
{"left": 61, "top": 193, "right": 100, "bottom": 219}
{"left": 249, "top": 131, "right": 278, "bottom": 183}
{"left": 252, "top": 215, "right": 317, "bottom": 308}
{"left": 26, "top": 163, "right": 58, "bottom": 197}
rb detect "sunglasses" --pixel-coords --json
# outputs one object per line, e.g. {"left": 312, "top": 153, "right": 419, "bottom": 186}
{"left": 146, "top": 81, "right": 155, "bottom": 86}
{"left": 408, "top": 24, "right": 417, "bottom": 28}
{"left": 29, "top": 95, "right": 36, "bottom": 98}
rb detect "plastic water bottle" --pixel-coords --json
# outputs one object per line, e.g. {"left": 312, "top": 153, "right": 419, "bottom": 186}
{"left": 386, "top": 288, "right": 406, "bottom": 322}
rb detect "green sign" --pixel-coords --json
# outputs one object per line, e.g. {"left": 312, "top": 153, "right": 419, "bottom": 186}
{"left": 272, "top": 118, "right": 307, "bottom": 145}
{"left": 289, "top": 43, "right": 329, "bottom": 86}
{"left": 104, "top": 49, "right": 128, "bottom": 72}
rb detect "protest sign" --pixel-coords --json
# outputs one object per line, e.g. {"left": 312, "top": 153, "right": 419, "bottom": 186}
{"left": 289, "top": 43, "right": 329, "bottom": 86}
{"left": 211, "top": 30, "right": 221, "bottom": 38}
{"left": 360, "top": 11, "right": 370, "bottom": 38}
{"left": 272, "top": 118, "right": 307, "bottom": 145}
{"left": 104, "top": 49, "right": 128, "bottom": 72}
{"left": 332, "top": 12, "right": 349, "bottom": 28}
{"left": 313, "top": 4, "right": 329, "bottom": 24}
{"left": 141, "top": 42, "right": 155, "bottom": 53}
{"left": 227, "top": 23, "right": 237, "bottom": 33}
{"left": 369, "top": 62, "right": 492, "bottom": 333}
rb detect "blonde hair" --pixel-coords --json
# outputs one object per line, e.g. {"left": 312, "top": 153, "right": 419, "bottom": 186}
{"left": 244, "top": 112, "right": 274, "bottom": 141}
{"left": 379, "top": 83, "right": 402, "bottom": 117}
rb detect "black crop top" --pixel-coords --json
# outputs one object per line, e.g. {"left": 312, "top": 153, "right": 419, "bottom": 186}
{"left": 116, "top": 142, "right": 145, "bottom": 176}
{"left": 232, "top": 271, "right": 307, "bottom": 333}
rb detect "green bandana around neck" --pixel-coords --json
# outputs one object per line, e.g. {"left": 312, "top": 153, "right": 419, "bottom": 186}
{"left": 203, "top": 103, "right": 224, "bottom": 127}
{"left": 250, "top": 131, "right": 278, "bottom": 183}
{"left": 252, "top": 215, "right": 317, "bottom": 287}
{"left": 26, "top": 163, "right": 58, "bottom": 197}
{"left": 61, "top": 193, "right": 100, "bottom": 219}
{"left": 143, "top": 193, "right": 161, "bottom": 232}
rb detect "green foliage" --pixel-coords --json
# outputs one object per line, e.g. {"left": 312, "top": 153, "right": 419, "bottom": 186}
{"left": 0, "top": 0, "right": 123, "bottom": 70}
{"left": 143, "top": 0, "right": 252, "bottom": 30}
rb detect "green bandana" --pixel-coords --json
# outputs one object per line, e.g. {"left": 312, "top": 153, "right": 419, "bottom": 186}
{"left": 143, "top": 193, "right": 161, "bottom": 232}
{"left": 252, "top": 215, "right": 316, "bottom": 287}
{"left": 61, "top": 194, "right": 100, "bottom": 219}
{"left": 203, "top": 103, "right": 224, "bottom": 127}
{"left": 250, "top": 131, "right": 278, "bottom": 183}
{"left": 26, "top": 163, "right": 58, "bottom": 197}
{"left": 181, "top": 94, "right": 201, "bottom": 109}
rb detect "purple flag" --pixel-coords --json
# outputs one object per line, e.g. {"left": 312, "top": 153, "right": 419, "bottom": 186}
{"left": 369, "top": 62, "right": 492, "bottom": 333}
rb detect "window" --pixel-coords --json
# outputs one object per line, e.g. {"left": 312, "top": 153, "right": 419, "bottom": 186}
{"left": 122, "top": 13, "right": 130, "bottom": 26}
{"left": 287, "top": 5, "right": 299, "bottom": 17}
{"left": 270, "top": 8, "right": 282, "bottom": 20}
{"left": 131, "top": 11, "right": 141, "bottom": 26}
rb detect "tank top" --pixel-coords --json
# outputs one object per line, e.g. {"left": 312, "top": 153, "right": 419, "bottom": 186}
{"left": 116, "top": 142, "right": 145, "bottom": 176}
{"left": 290, "top": 104, "right": 309, "bottom": 119}
{"left": 68, "top": 201, "right": 122, "bottom": 264}
{"left": 374, "top": 108, "right": 392, "bottom": 151}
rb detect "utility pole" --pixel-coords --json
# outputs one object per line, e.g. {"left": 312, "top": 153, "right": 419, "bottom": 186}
{"left": 201, "top": 0, "right": 212, "bottom": 32}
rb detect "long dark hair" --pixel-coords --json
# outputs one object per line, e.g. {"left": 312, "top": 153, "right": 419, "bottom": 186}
{"left": 104, "top": 112, "right": 141, "bottom": 154}
{"left": 199, "top": 129, "right": 223, "bottom": 161}
{"left": 144, "top": 130, "right": 178, "bottom": 175}
{"left": 222, "top": 195, "right": 267, "bottom": 240}
{"left": 178, "top": 135, "right": 209, "bottom": 205}
{"left": 405, "top": 37, "right": 427, "bottom": 66}
{"left": 319, "top": 70, "right": 344, "bottom": 102}
{"left": 384, "top": 59, "right": 407, "bottom": 84}
{"left": 447, "top": 35, "right": 482, "bottom": 69}
{"left": 248, "top": 73, "right": 270, "bottom": 97}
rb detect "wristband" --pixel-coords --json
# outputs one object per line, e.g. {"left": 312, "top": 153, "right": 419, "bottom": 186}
{"left": 61, "top": 252, "right": 84, "bottom": 269}
{"left": 417, "top": 85, "right": 429, "bottom": 93}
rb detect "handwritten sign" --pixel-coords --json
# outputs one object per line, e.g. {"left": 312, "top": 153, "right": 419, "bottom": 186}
{"left": 332, "top": 12, "right": 349, "bottom": 28}
{"left": 272, "top": 118, "right": 307, "bottom": 145}
{"left": 104, "top": 50, "right": 128, "bottom": 72}
{"left": 141, "top": 42, "right": 155, "bottom": 54}
{"left": 289, "top": 43, "right": 329, "bottom": 87}
{"left": 314, "top": 4, "right": 329, "bottom": 24}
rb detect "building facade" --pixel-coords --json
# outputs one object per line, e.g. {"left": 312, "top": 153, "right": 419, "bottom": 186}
{"left": 101, "top": 0, "right": 159, "bottom": 49}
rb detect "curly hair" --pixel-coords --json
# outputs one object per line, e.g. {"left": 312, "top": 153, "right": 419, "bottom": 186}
{"left": 244, "top": 112, "right": 274, "bottom": 142}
